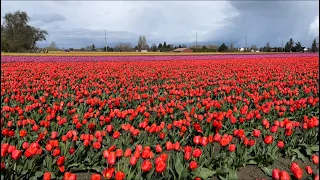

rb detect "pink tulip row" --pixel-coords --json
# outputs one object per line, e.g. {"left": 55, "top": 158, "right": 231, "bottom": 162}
{"left": 1, "top": 53, "right": 318, "bottom": 62}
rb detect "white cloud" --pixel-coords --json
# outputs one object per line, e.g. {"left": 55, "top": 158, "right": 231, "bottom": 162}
{"left": 1, "top": 1, "right": 318, "bottom": 48}
{"left": 309, "top": 15, "right": 319, "bottom": 38}
{"left": 1, "top": 1, "right": 238, "bottom": 47}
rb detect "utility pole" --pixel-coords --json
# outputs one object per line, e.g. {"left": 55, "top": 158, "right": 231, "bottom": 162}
{"left": 245, "top": 36, "right": 247, "bottom": 50}
{"left": 105, "top": 29, "right": 107, "bottom": 52}
{"left": 196, "top": 32, "right": 198, "bottom": 48}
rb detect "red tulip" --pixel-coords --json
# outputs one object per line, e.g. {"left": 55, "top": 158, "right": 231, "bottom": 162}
{"left": 292, "top": 167, "right": 303, "bottom": 179}
{"left": 19, "top": 130, "right": 27, "bottom": 137}
{"left": 141, "top": 160, "right": 152, "bottom": 172}
{"left": 305, "top": 166, "right": 313, "bottom": 175}
{"left": 192, "top": 148, "right": 202, "bottom": 158}
{"left": 155, "top": 161, "right": 166, "bottom": 173}
{"left": 166, "top": 141, "right": 173, "bottom": 151}
{"left": 63, "top": 172, "right": 77, "bottom": 180}
{"left": 314, "top": 174, "right": 319, "bottom": 180}
{"left": 11, "top": 149, "right": 22, "bottom": 160}
{"left": 279, "top": 171, "right": 290, "bottom": 180}
{"left": 90, "top": 174, "right": 101, "bottom": 180}
{"left": 277, "top": 141, "right": 284, "bottom": 148}
{"left": 135, "top": 145, "right": 143, "bottom": 152}
{"left": 200, "top": 137, "right": 208, "bottom": 146}
{"left": 115, "top": 149, "right": 123, "bottom": 157}
{"left": 272, "top": 168, "right": 280, "bottom": 180}
{"left": 112, "top": 131, "right": 120, "bottom": 139}
{"left": 51, "top": 131, "right": 58, "bottom": 139}
{"left": 102, "top": 167, "right": 115, "bottom": 180}
{"left": 115, "top": 171, "right": 125, "bottom": 180}
{"left": 173, "top": 142, "right": 180, "bottom": 151}
{"left": 124, "top": 148, "right": 132, "bottom": 157}
{"left": 193, "top": 136, "right": 201, "bottom": 145}
{"left": 228, "top": 144, "right": 236, "bottom": 152}
{"left": 52, "top": 148, "right": 61, "bottom": 157}
{"left": 156, "top": 144, "right": 162, "bottom": 153}
{"left": 130, "top": 156, "right": 138, "bottom": 166}
{"left": 57, "top": 156, "right": 65, "bottom": 166}
{"left": 291, "top": 162, "right": 300, "bottom": 172}
{"left": 189, "top": 161, "right": 198, "bottom": 170}
{"left": 141, "top": 149, "right": 151, "bottom": 159}
{"left": 107, "top": 152, "right": 116, "bottom": 165}
{"left": 69, "top": 148, "right": 75, "bottom": 154}
{"left": 43, "top": 172, "right": 51, "bottom": 180}
{"left": 252, "top": 129, "right": 261, "bottom": 137}
{"left": 22, "top": 142, "right": 29, "bottom": 149}
{"left": 312, "top": 155, "right": 319, "bottom": 164}
{"left": 106, "top": 125, "right": 113, "bottom": 133}
{"left": 264, "top": 135, "right": 273, "bottom": 144}
{"left": 220, "top": 136, "right": 230, "bottom": 147}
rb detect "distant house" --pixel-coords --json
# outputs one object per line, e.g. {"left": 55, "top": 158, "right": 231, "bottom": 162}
{"left": 173, "top": 48, "right": 193, "bottom": 53}
{"left": 141, "top": 50, "right": 148, "bottom": 52}
{"left": 239, "top": 47, "right": 245, "bottom": 52}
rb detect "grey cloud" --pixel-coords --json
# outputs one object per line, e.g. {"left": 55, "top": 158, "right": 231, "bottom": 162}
{"left": 31, "top": 13, "right": 65, "bottom": 24}
{"left": 37, "top": 28, "right": 140, "bottom": 48}
{"left": 211, "top": 1, "right": 319, "bottom": 47}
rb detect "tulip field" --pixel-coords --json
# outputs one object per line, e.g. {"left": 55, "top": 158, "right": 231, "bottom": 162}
{"left": 1, "top": 53, "right": 319, "bottom": 180}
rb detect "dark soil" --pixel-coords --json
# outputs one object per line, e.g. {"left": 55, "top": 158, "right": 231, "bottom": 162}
{"left": 75, "top": 156, "right": 319, "bottom": 180}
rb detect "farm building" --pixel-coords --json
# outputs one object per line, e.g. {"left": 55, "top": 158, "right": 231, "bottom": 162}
{"left": 173, "top": 48, "right": 193, "bottom": 53}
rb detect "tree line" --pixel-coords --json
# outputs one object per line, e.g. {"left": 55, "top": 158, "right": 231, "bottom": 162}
{"left": 1, "top": 11, "right": 319, "bottom": 53}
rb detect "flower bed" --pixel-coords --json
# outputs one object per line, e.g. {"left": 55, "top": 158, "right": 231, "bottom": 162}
{"left": 1, "top": 56, "right": 319, "bottom": 180}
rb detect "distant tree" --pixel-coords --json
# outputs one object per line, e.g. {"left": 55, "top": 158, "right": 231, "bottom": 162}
{"left": 284, "top": 42, "right": 290, "bottom": 52}
{"left": 264, "top": 42, "right": 271, "bottom": 52}
{"left": 92, "top": 44, "right": 96, "bottom": 51}
{"left": 311, "top": 39, "right": 318, "bottom": 52}
{"left": 288, "top": 38, "right": 294, "bottom": 52}
{"left": 107, "top": 46, "right": 113, "bottom": 52}
{"left": 202, "top": 45, "right": 207, "bottom": 49}
{"left": 114, "top": 43, "right": 133, "bottom": 52}
{"left": 1, "top": 11, "right": 48, "bottom": 52}
{"left": 277, "top": 47, "right": 283, "bottom": 52}
{"left": 158, "top": 43, "right": 163, "bottom": 49}
{"left": 250, "top": 45, "right": 257, "bottom": 51}
{"left": 229, "top": 43, "right": 234, "bottom": 52}
{"left": 293, "top": 42, "right": 302, "bottom": 52}
{"left": 218, "top": 43, "right": 228, "bottom": 52}
{"left": 151, "top": 43, "right": 157, "bottom": 52}
{"left": 163, "top": 42, "right": 167, "bottom": 48}
{"left": 137, "top": 35, "right": 148, "bottom": 51}
{"left": 259, "top": 47, "right": 264, "bottom": 52}
{"left": 45, "top": 41, "right": 58, "bottom": 51}
{"left": 178, "top": 45, "right": 182, "bottom": 48}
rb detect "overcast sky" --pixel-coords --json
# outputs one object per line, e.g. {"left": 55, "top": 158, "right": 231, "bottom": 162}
{"left": 1, "top": 1, "right": 319, "bottom": 48}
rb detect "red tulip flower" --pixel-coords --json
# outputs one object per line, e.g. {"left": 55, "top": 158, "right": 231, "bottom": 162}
{"left": 141, "top": 160, "right": 153, "bottom": 172}
{"left": 189, "top": 161, "right": 198, "bottom": 170}
{"left": 115, "top": 171, "right": 125, "bottom": 180}
{"left": 264, "top": 135, "right": 273, "bottom": 144}
{"left": 155, "top": 161, "right": 166, "bottom": 173}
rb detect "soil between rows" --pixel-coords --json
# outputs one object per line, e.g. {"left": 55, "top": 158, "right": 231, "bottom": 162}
{"left": 74, "top": 156, "right": 318, "bottom": 180}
